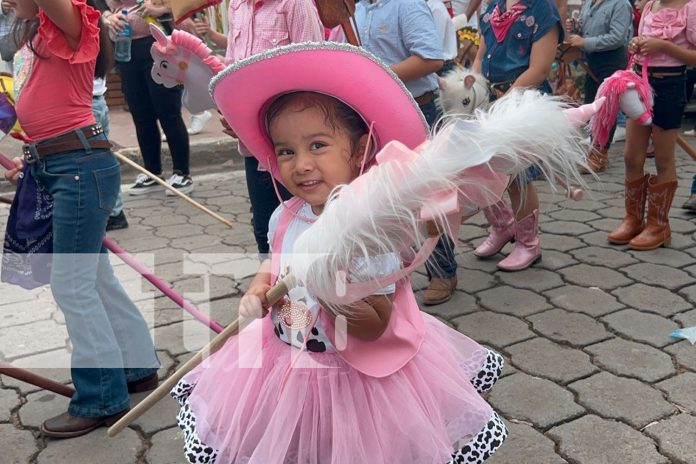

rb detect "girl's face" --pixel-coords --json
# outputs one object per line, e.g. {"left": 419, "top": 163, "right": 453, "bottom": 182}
{"left": 11, "top": 0, "right": 38, "bottom": 20}
{"left": 269, "top": 105, "right": 366, "bottom": 215}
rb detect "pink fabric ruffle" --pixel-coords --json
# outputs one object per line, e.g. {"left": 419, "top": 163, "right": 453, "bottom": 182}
{"left": 38, "top": 0, "right": 100, "bottom": 64}
{"left": 185, "top": 313, "right": 493, "bottom": 464}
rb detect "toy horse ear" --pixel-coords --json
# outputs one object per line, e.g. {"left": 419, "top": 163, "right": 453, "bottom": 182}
{"left": 627, "top": 82, "right": 636, "bottom": 89}
{"left": 464, "top": 75, "right": 476, "bottom": 89}
{"left": 150, "top": 24, "right": 168, "bottom": 46}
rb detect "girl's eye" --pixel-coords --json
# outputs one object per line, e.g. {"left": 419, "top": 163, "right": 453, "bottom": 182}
{"left": 277, "top": 149, "right": 294, "bottom": 157}
{"left": 310, "top": 142, "right": 326, "bottom": 150}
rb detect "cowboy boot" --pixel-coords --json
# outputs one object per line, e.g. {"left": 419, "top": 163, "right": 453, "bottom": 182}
{"left": 607, "top": 174, "right": 649, "bottom": 245}
{"left": 474, "top": 200, "right": 515, "bottom": 258}
{"left": 628, "top": 177, "right": 678, "bottom": 250}
{"left": 580, "top": 146, "right": 609, "bottom": 174}
{"left": 497, "top": 209, "right": 541, "bottom": 271}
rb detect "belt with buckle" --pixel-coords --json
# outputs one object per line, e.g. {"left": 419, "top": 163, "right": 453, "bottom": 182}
{"left": 634, "top": 64, "right": 686, "bottom": 79}
{"left": 415, "top": 90, "right": 435, "bottom": 106}
{"left": 23, "top": 124, "right": 112, "bottom": 162}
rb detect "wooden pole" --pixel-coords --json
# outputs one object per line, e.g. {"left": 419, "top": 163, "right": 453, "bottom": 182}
{"left": 107, "top": 275, "right": 295, "bottom": 437}
{"left": 677, "top": 135, "right": 696, "bottom": 162}
{"left": 0, "top": 362, "right": 75, "bottom": 398}
{"left": 113, "top": 152, "right": 235, "bottom": 229}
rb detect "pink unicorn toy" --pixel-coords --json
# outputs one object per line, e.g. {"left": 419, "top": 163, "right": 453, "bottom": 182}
{"left": 149, "top": 24, "right": 225, "bottom": 113}
{"left": 590, "top": 60, "right": 653, "bottom": 149}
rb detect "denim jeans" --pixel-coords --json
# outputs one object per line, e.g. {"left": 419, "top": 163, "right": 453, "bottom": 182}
{"left": 692, "top": 174, "right": 696, "bottom": 195}
{"left": 244, "top": 156, "right": 291, "bottom": 255}
{"left": 28, "top": 130, "right": 159, "bottom": 417}
{"left": 92, "top": 95, "right": 123, "bottom": 216}
{"left": 419, "top": 100, "right": 458, "bottom": 278}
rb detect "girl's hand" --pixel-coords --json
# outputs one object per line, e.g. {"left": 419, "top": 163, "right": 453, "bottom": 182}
{"left": 567, "top": 34, "right": 585, "bottom": 48}
{"left": 107, "top": 11, "right": 128, "bottom": 34}
{"left": 637, "top": 37, "right": 667, "bottom": 55}
{"left": 4, "top": 157, "right": 23, "bottom": 185}
{"left": 193, "top": 17, "right": 211, "bottom": 37}
{"left": 219, "top": 114, "right": 237, "bottom": 138}
{"left": 143, "top": 0, "right": 169, "bottom": 17}
{"left": 239, "top": 284, "right": 271, "bottom": 319}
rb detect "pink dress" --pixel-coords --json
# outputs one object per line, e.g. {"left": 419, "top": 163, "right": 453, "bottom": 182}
{"left": 172, "top": 199, "right": 508, "bottom": 464}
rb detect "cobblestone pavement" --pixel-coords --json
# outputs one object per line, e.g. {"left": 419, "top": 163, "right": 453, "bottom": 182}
{"left": 1, "top": 144, "right": 695, "bottom": 464}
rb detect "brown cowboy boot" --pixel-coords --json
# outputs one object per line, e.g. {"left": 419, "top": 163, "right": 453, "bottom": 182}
{"left": 580, "top": 146, "right": 609, "bottom": 174}
{"left": 608, "top": 174, "right": 649, "bottom": 245}
{"left": 423, "top": 276, "right": 458, "bottom": 306}
{"left": 40, "top": 409, "right": 129, "bottom": 439}
{"left": 628, "top": 177, "right": 678, "bottom": 250}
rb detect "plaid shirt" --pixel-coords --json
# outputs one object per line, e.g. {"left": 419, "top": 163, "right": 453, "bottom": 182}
{"left": 224, "top": 0, "right": 323, "bottom": 65}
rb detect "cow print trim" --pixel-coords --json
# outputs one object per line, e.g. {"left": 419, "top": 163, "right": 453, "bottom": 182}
{"left": 471, "top": 350, "right": 504, "bottom": 394}
{"left": 448, "top": 411, "right": 508, "bottom": 463}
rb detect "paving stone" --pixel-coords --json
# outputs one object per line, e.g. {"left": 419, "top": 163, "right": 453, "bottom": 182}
{"left": 37, "top": 427, "right": 142, "bottom": 464}
{"left": 679, "top": 284, "right": 696, "bottom": 304}
{"left": 0, "top": 388, "right": 19, "bottom": 422}
{"left": 613, "top": 284, "right": 691, "bottom": 317}
{"left": 0, "top": 319, "right": 68, "bottom": 359}
{"left": 578, "top": 230, "right": 616, "bottom": 248}
{"left": 685, "top": 264, "right": 696, "bottom": 277}
{"left": 423, "top": 290, "right": 478, "bottom": 319}
{"left": 535, "top": 250, "right": 578, "bottom": 271}
{"left": 478, "top": 286, "right": 551, "bottom": 317}
{"left": 626, "top": 248, "right": 696, "bottom": 267}
{"left": 154, "top": 321, "right": 211, "bottom": 356}
{"left": 601, "top": 309, "right": 680, "bottom": 348}
{"left": 486, "top": 421, "right": 567, "bottom": 464}
{"left": 586, "top": 339, "right": 676, "bottom": 383}
{"left": 541, "top": 234, "right": 585, "bottom": 252}
{"left": 644, "top": 413, "right": 696, "bottom": 464}
{"left": 587, "top": 217, "right": 628, "bottom": 233}
{"left": 548, "top": 415, "right": 669, "bottom": 464}
{"left": 544, "top": 285, "right": 623, "bottom": 317}
{"left": 496, "top": 268, "right": 564, "bottom": 292}
{"left": 507, "top": 338, "right": 598, "bottom": 383}
{"left": 453, "top": 312, "right": 534, "bottom": 348}
{"left": 410, "top": 271, "right": 429, "bottom": 291}
{"left": 487, "top": 373, "right": 584, "bottom": 428}
{"left": 556, "top": 198, "right": 607, "bottom": 211}
{"left": 559, "top": 264, "right": 631, "bottom": 290}
{"left": 148, "top": 427, "right": 187, "bottom": 464}
{"left": 569, "top": 246, "right": 638, "bottom": 267}
{"left": 131, "top": 392, "right": 180, "bottom": 434}
{"left": 665, "top": 340, "right": 696, "bottom": 372}
{"left": 548, "top": 209, "right": 601, "bottom": 222}
{"left": 623, "top": 263, "right": 693, "bottom": 290}
{"left": 656, "top": 372, "right": 696, "bottom": 414}
{"left": 18, "top": 390, "right": 70, "bottom": 428}
{"left": 458, "top": 224, "right": 488, "bottom": 242}
{"left": 456, "top": 250, "right": 502, "bottom": 273}
{"left": 541, "top": 221, "right": 595, "bottom": 236}
{"left": 594, "top": 206, "right": 626, "bottom": 219}
{"left": 0, "top": 424, "right": 37, "bottom": 463}
{"left": 568, "top": 372, "right": 676, "bottom": 428}
{"left": 454, "top": 268, "right": 497, "bottom": 293}
{"left": 0, "top": 298, "right": 55, "bottom": 329}
{"left": 527, "top": 309, "right": 611, "bottom": 347}
{"left": 0, "top": 350, "right": 72, "bottom": 394}
{"left": 673, "top": 308, "right": 696, "bottom": 327}
{"left": 669, "top": 216, "right": 696, "bottom": 234}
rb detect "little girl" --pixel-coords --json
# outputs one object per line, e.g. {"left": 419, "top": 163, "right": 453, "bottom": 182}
{"left": 608, "top": 0, "right": 696, "bottom": 250}
{"left": 171, "top": 43, "right": 508, "bottom": 464}
{"left": 471, "top": 0, "right": 563, "bottom": 270}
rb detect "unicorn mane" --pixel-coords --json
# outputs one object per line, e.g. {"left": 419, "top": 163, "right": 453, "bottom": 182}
{"left": 171, "top": 30, "right": 225, "bottom": 75}
{"left": 591, "top": 70, "right": 652, "bottom": 148}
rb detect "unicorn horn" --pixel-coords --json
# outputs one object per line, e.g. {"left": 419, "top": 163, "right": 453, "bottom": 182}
{"left": 563, "top": 96, "right": 606, "bottom": 128}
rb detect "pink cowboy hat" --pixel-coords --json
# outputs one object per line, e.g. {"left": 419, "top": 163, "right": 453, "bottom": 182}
{"left": 210, "top": 42, "right": 429, "bottom": 180}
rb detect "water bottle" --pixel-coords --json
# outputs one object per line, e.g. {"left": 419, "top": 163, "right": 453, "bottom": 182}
{"left": 114, "top": 9, "right": 132, "bottom": 62}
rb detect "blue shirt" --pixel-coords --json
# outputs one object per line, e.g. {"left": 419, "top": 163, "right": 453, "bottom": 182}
{"left": 480, "top": 0, "right": 562, "bottom": 84}
{"left": 355, "top": 0, "right": 444, "bottom": 98}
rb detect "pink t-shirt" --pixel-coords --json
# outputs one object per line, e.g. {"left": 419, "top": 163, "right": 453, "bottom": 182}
{"left": 14, "top": 0, "right": 100, "bottom": 142}
{"left": 107, "top": 0, "right": 153, "bottom": 40}
{"left": 636, "top": 0, "right": 696, "bottom": 67}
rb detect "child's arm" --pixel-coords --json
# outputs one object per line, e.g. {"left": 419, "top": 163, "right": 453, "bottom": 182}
{"left": 391, "top": 56, "right": 444, "bottom": 83}
{"left": 637, "top": 39, "right": 696, "bottom": 67}
{"left": 34, "top": 0, "right": 82, "bottom": 47}
{"left": 323, "top": 295, "right": 393, "bottom": 342}
{"left": 193, "top": 16, "right": 228, "bottom": 50}
{"left": 239, "top": 259, "right": 273, "bottom": 319}
{"left": 472, "top": 38, "right": 487, "bottom": 74}
{"left": 464, "top": 0, "right": 483, "bottom": 25}
{"left": 511, "top": 26, "right": 559, "bottom": 89}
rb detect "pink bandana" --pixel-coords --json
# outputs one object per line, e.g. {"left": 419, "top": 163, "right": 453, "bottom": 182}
{"left": 490, "top": 3, "right": 528, "bottom": 43}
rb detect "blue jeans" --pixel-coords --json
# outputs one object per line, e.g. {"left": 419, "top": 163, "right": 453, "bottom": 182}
{"left": 28, "top": 130, "right": 158, "bottom": 417}
{"left": 419, "top": 100, "right": 457, "bottom": 278}
{"left": 92, "top": 95, "right": 124, "bottom": 216}
{"left": 691, "top": 174, "right": 696, "bottom": 194}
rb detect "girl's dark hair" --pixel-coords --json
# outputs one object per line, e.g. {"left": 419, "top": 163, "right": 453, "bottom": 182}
{"left": 266, "top": 92, "right": 369, "bottom": 153}
{"left": 11, "top": 0, "right": 114, "bottom": 78}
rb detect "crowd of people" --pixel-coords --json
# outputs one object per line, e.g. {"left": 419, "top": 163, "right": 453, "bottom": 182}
{"left": 1, "top": 0, "right": 695, "bottom": 462}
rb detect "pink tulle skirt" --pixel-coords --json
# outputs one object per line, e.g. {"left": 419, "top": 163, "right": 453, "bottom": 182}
{"left": 180, "top": 313, "right": 494, "bottom": 464}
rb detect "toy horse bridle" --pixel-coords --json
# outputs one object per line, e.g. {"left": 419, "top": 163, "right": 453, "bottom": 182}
{"left": 156, "top": 48, "right": 192, "bottom": 86}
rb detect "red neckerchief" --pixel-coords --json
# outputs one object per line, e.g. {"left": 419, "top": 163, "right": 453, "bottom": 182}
{"left": 490, "top": 3, "right": 528, "bottom": 43}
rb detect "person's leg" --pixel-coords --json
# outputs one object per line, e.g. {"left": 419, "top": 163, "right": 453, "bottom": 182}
{"left": 497, "top": 180, "right": 541, "bottom": 271}
{"left": 244, "top": 156, "right": 291, "bottom": 255}
{"left": 683, "top": 174, "right": 696, "bottom": 210}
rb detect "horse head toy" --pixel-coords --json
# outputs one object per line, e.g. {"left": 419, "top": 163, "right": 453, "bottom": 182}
{"left": 150, "top": 24, "right": 225, "bottom": 113}
{"left": 590, "top": 60, "right": 653, "bottom": 148}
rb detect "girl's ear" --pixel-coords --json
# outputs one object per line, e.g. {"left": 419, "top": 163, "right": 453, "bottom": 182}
{"left": 351, "top": 134, "right": 371, "bottom": 169}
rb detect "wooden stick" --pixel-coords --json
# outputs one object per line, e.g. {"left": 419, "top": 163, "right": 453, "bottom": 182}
{"left": 113, "top": 152, "right": 235, "bottom": 229}
{"left": 0, "top": 362, "right": 75, "bottom": 398}
{"left": 677, "top": 135, "right": 696, "bottom": 162}
{"left": 107, "top": 275, "right": 295, "bottom": 437}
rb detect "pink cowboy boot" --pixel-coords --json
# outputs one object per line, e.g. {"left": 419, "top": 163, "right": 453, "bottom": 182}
{"left": 498, "top": 209, "right": 541, "bottom": 271}
{"left": 474, "top": 200, "right": 516, "bottom": 257}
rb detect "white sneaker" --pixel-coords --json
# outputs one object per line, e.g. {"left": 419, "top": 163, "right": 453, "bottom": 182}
{"left": 129, "top": 173, "right": 163, "bottom": 196}
{"left": 187, "top": 111, "right": 212, "bottom": 135}
{"left": 166, "top": 171, "right": 194, "bottom": 196}
{"left": 612, "top": 126, "right": 626, "bottom": 143}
